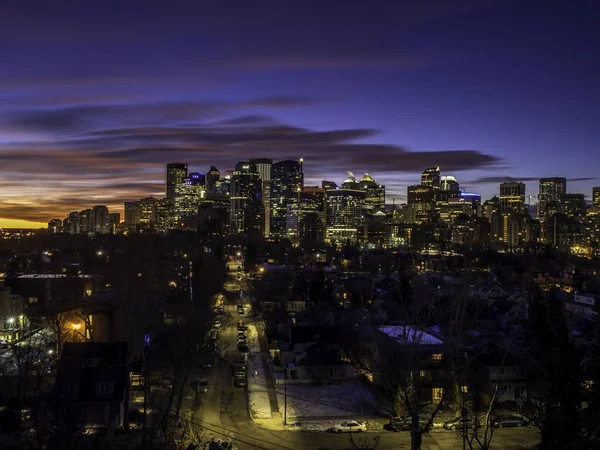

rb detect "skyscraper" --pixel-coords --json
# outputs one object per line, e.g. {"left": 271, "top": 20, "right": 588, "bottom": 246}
{"left": 205, "top": 166, "right": 220, "bottom": 193}
{"left": 166, "top": 163, "right": 188, "bottom": 201}
{"left": 538, "top": 177, "right": 566, "bottom": 219}
{"left": 230, "top": 161, "right": 263, "bottom": 235}
{"left": 174, "top": 173, "right": 206, "bottom": 222}
{"left": 407, "top": 184, "right": 435, "bottom": 224}
{"left": 251, "top": 158, "right": 273, "bottom": 238}
{"left": 440, "top": 175, "right": 460, "bottom": 194}
{"left": 270, "top": 159, "right": 303, "bottom": 238}
{"left": 500, "top": 182, "right": 526, "bottom": 215}
{"left": 421, "top": 167, "right": 441, "bottom": 190}
{"left": 593, "top": 187, "right": 600, "bottom": 209}
{"left": 92, "top": 205, "right": 110, "bottom": 234}
{"left": 325, "top": 186, "right": 366, "bottom": 243}
{"left": 359, "top": 173, "right": 385, "bottom": 213}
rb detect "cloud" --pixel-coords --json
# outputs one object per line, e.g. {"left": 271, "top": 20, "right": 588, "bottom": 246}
{"left": 466, "top": 176, "right": 540, "bottom": 184}
{"left": 3, "top": 96, "right": 312, "bottom": 133}
{"left": 568, "top": 177, "right": 596, "bottom": 182}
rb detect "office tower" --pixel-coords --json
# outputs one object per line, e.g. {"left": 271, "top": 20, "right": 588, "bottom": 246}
{"left": 325, "top": 183, "right": 366, "bottom": 243}
{"left": 270, "top": 160, "right": 304, "bottom": 238}
{"left": 174, "top": 173, "right": 206, "bottom": 221}
{"left": 421, "top": 167, "right": 441, "bottom": 190}
{"left": 407, "top": 185, "right": 435, "bottom": 224}
{"left": 322, "top": 180, "right": 338, "bottom": 190}
{"left": 165, "top": 163, "right": 188, "bottom": 201}
{"left": 251, "top": 158, "right": 273, "bottom": 238}
{"left": 215, "top": 176, "right": 231, "bottom": 195}
{"left": 440, "top": 175, "right": 460, "bottom": 193}
{"left": 47, "top": 219, "right": 62, "bottom": 234}
{"left": 109, "top": 213, "right": 120, "bottom": 234}
{"left": 538, "top": 177, "right": 566, "bottom": 219}
{"left": 500, "top": 182, "right": 526, "bottom": 215}
{"left": 205, "top": 166, "right": 220, "bottom": 193}
{"left": 298, "top": 188, "right": 326, "bottom": 245}
{"left": 124, "top": 201, "right": 140, "bottom": 229}
{"left": 230, "top": 162, "right": 263, "bottom": 235}
{"left": 593, "top": 187, "right": 600, "bottom": 209}
{"left": 80, "top": 209, "right": 94, "bottom": 234}
{"left": 341, "top": 173, "right": 360, "bottom": 190}
{"left": 359, "top": 173, "right": 385, "bottom": 213}
{"left": 92, "top": 205, "right": 110, "bottom": 234}
{"left": 560, "top": 193, "right": 586, "bottom": 217}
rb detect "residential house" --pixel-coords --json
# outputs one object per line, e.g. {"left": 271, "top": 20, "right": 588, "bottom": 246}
{"left": 285, "top": 293, "right": 308, "bottom": 315}
{"left": 471, "top": 347, "right": 527, "bottom": 405}
{"left": 286, "top": 344, "right": 361, "bottom": 384}
{"left": 54, "top": 342, "right": 129, "bottom": 432}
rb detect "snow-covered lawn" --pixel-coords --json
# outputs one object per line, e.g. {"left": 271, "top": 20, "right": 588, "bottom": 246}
{"left": 246, "top": 324, "right": 272, "bottom": 419}
{"left": 275, "top": 381, "right": 380, "bottom": 419}
{"left": 283, "top": 418, "right": 384, "bottom": 432}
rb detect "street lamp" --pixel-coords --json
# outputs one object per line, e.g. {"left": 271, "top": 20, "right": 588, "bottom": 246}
{"left": 7, "top": 317, "right": 15, "bottom": 325}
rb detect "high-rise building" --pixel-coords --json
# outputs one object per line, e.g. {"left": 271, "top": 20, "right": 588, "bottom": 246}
{"left": 109, "top": 213, "right": 120, "bottom": 234}
{"left": 593, "top": 187, "right": 600, "bottom": 209}
{"left": 205, "top": 166, "right": 220, "bottom": 193}
{"left": 298, "top": 187, "right": 326, "bottom": 245}
{"left": 48, "top": 219, "right": 62, "bottom": 234}
{"left": 538, "top": 177, "right": 566, "bottom": 219}
{"left": 500, "top": 182, "right": 526, "bottom": 215}
{"left": 322, "top": 180, "right": 338, "bottom": 190}
{"left": 174, "top": 173, "right": 206, "bottom": 221}
{"left": 407, "top": 185, "right": 435, "bottom": 224}
{"left": 270, "top": 160, "right": 303, "bottom": 238}
{"left": 92, "top": 205, "right": 110, "bottom": 234}
{"left": 440, "top": 175, "right": 460, "bottom": 193}
{"left": 251, "top": 158, "right": 273, "bottom": 238}
{"left": 359, "top": 173, "right": 385, "bottom": 213}
{"left": 325, "top": 186, "right": 366, "bottom": 243}
{"left": 230, "top": 162, "right": 263, "bottom": 235}
{"left": 560, "top": 193, "right": 586, "bottom": 217}
{"left": 421, "top": 167, "right": 441, "bottom": 190}
{"left": 166, "top": 163, "right": 188, "bottom": 201}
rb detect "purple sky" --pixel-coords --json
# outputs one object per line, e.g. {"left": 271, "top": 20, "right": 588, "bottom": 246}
{"left": 0, "top": 0, "right": 599, "bottom": 226}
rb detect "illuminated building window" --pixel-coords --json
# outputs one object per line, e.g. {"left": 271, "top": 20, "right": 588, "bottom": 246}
{"left": 432, "top": 353, "right": 443, "bottom": 361}
{"left": 461, "top": 385, "right": 469, "bottom": 393}
{"left": 419, "top": 370, "right": 426, "bottom": 377}
{"left": 432, "top": 387, "right": 444, "bottom": 402}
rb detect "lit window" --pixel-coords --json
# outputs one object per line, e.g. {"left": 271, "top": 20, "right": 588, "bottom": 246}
{"left": 419, "top": 370, "right": 426, "bottom": 377}
{"left": 432, "top": 354, "right": 443, "bottom": 361}
{"left": 461, "top": 385, "right": 468, "bottom": 393}
{"left": 432, "top": 387, "right": 444, "bottom": 402}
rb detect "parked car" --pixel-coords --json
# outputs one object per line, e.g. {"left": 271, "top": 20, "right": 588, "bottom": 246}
{"left": 237, "top": 331, "right": 246, "bottom": 338}
{"left": 0, "top": 339, "right": 8, "bottom": 349}
{"left": 190, "top": 378, "right": 210, "bottom": 392}
{"left": 384, "top": 416, "right": 429, "bottom": 432}
{"left": 234, "top": 376, "right": 246, "bottom": 387}
{"left": 201, "top": 357, "right": 214, "bottom": 369}
{"left": 237, "top": 342, "right": 248, "bottom": 353}
{"left": 235, "top": 359, "right": 247, "bottom": 368}
{"left": 237, "top": 306, "right": 245, "bottom": 315}
{"left": 217, "top": 305, "right": 224, "bottom": 313}
{"left": 331, "top": 420, "right": 367, "bottom": 433}
{"left": 493, "top": 416, "right": 528, "bottom": 428}
{"left": 237, "top": 321, "right": 247, "bottom": 331}
{"left": 443, "top": 417, "right": 477, "bottom": 431}
{"left": 213, "top": 320, "right": 221, "bottom": 328}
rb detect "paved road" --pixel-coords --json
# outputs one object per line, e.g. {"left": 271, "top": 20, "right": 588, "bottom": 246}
{"left": 191, "top": 272, "right": 540, "bottom": 450}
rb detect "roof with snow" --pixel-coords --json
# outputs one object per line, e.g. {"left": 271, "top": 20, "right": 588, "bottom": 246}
{"left": 377, "top": 325, "right": 443, "bottom": 345}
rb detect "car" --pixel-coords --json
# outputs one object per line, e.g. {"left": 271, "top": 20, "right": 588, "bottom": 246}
{"left": 235, "top": 360, "right": 247, "bottom": 370}
{"left": 233, "top": 369, "right": 246, "bottom": 378}
{"left": 237, "top": 307, "right": 245, "bottom": 315}
{"left": 237, "top": 331, "right": 246, "bottom": 338}
{"left": 190, "top": 378, "right": 210, "bottom": 392}
{"left": 237, "top": 321, "right": 247, "bottom": 331}
{"left": 236, "top": 275, "right": 242, "bottom": 280}
{"left": 331, "top": 420, "right": 367, "bottom": 433}
{"left": 237, "top": 342, "right": 248, "bottom": 353}
{"left": 217, "top": 305, "right": 224, "bottom": 313}
{"left": 234, "top": 376, "right": 247, "bottom": 387}
{"left": 201, "top": 357, "right": 214, "bottom": 369}
{"left": 384, "top": 416, "right": 430, "bottom": 432}
{"left": 0, "top": 339, "right": 8, "bottom": 349}
{"left": 493, "top": 416, "right": 528, "bottom": 428}
{"left": 443, "top": 417, "right": 477, "bottom": 431}
{"left": 213, "top": 320, "right": 221, "bottom": 328}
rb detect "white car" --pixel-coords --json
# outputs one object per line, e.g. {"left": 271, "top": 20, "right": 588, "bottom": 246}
{"left": 213, "top": 320, "right": 221, "bottom": 329}
{"left": 332, "top": 420, "right": 367, "bottom": 433}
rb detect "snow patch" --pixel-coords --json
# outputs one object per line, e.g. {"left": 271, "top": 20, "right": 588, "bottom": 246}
{"left": 246, "top": 324, "right": 272, "bottom": 419}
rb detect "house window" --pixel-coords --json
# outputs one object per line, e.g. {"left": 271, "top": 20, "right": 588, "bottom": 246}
{"left": 432, "top": 387, "right": 444, "bottom": 402}
{"left": 432, "top": 354, "right": 443, "bottom": 361}
{"left": 419, "top": 370, "right": 426, "bottom": 378}
{"left": 583, "top": 380, "right": 594, "bottom": 390}
{"left": 461, "top": 385, "right": 469, "bottom": 393}
{"left": 97, "top": 382, "right": 114, "bottom": 396}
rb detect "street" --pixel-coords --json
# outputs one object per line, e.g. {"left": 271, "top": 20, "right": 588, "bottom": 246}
{"left": 190, "top": 269, "right": 541, "bottom": 450}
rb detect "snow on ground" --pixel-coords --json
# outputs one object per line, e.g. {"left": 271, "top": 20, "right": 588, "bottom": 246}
{"left": 246, "top": 324, "right": 272, "bottom": 419}
{"left": 378, "top": 325, "right": 443, "bottom": 345}
{"left": 275, "top": 381, "right": 380, "bottom": 419}
{"left": 283, "top": 418, "right": 385, "bottom": 432}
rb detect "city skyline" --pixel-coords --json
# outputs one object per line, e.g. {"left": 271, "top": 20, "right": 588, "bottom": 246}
{"left": 1, "top": 1, "right": 599, "bottom": 228}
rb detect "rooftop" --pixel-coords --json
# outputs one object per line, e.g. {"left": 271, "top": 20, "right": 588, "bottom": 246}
{"left": 378, "top": 325, "right": 443, "bottom": 345}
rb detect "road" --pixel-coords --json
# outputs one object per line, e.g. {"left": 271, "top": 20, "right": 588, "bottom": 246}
{"left": 191, "top": 270, "right": 540, "bottom": 450}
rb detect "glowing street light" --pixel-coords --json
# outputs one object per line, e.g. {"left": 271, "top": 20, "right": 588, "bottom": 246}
{"left": 72, "top": 323, "right": 81, "bottom": 330}
{"left": 7, "top": 317, "right": 15, "bottom": 325}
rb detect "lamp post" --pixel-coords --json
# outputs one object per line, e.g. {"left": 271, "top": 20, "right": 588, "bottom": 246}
{"left": 284, "top": 373, "right": 287, "bottom": 425}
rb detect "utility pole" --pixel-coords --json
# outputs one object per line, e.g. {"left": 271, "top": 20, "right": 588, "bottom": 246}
{"left": 142, "top": 334, "right": 150, "bottom": 449}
